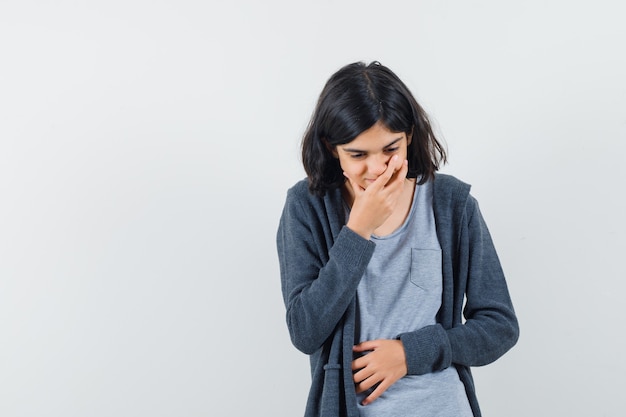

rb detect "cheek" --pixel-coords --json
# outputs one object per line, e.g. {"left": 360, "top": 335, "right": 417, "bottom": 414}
{"left": 340, "top": 160, "right": 364, "bottom": 175}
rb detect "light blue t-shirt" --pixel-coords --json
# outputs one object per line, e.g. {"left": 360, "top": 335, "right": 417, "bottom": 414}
{"left": 353, "top": 180, "right": 473, "bottom": 417}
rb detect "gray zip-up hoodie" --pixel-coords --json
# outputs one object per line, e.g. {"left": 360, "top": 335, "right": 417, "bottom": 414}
{"left": 277, "top": 173, "right": 519, "bottom": 417}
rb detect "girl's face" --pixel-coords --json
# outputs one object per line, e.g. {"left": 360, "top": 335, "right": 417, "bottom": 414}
{"left": 332, "top": 121, "right": 411, "bottom": 190}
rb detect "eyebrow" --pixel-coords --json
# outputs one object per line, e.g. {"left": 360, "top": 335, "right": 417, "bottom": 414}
{"left": 341, "top": 137, "right": 403, "bottom": 153}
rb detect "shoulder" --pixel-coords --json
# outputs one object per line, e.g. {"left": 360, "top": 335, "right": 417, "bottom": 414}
{"left": 284, "top": 178, "right": 324, "bottom": 207}
{"left": 282, "top": 178, "right": 343, "bottom": 217}
{"left": 285, "top": 178, "right": 310, "bottom": 200}
{"left": 432, "top": 173, "right": 472, "bottom": 205}
{"left": 279, "top": 178, "right": 345, "bottom": 238}
{"left": 431, "top": 173, "right": 484, "bottom": 229}
{"left": 279, "top": 180, "right": 315, "bottom": 234}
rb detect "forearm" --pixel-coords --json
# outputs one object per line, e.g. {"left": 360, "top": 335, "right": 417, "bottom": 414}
{"left": 399, "top": 311, "right": 518, "bottom": 376}
{"left": 280, "top": 226, "right": 375, "bottom": 354}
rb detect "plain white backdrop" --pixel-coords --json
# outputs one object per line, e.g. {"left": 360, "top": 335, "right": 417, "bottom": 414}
{"left": 1, "top": 0, "right": 625, "bottom": 416}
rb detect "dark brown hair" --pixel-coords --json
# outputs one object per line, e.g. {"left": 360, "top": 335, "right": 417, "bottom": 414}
{"left": 301, "top": 61, "right": 447, "bottom": 196}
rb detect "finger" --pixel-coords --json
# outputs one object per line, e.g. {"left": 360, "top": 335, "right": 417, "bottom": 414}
{"left": 381, "top": 156, "right": 408, "bottom": 189}
{"left": 361, "top": 379, "right": 391, "bottom": 406}
{"left": 351, "top": 357, "right": 363, "bottom": 371}
{"left": 369, "top": 155, "right": 399, "bottom": 189}
{"left": 382, "top": 155, "right": 401, "bottom": 179}
{"left": 353, "top": 340, "right": 379, "bottom": 352}
{"left": 352, "top": 367, "right": 373, "bottom": 385}
{"left": 353, "top": 367, "right": 380, "bottom": 391}
{"left": 397, "top": 158, "right": 408, "bottom": 175}
{"left": 355, "top": 375, "right": 379, "bottom": 394}
{"left": 388, "top": 153, "right": 404, "bottom": 174}
{"left": 385, "top": 159, "right": 408, "bottom": 188}
{"left": 393, "top": 158, "right": 409, "bottom": 179}
{"left": 351, "top": 353, "right": 371, "bottom": 372}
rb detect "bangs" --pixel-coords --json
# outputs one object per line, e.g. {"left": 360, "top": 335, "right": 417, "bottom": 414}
{"left": 319, "top": 92, "right": 380, "bottom": 145}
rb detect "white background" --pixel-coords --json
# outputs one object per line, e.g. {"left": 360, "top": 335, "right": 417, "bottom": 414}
{"left": 1, "top": 1, "right": 625, "bottom": 416}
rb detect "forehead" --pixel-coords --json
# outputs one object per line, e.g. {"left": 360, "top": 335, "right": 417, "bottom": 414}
{"left": 341, "top": 122, "right": 406, "bottom": 149}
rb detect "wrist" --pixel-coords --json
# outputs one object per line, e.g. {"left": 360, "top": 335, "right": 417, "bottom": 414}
{"left": 346, "top": 221, "right": 373, "bottom": 240}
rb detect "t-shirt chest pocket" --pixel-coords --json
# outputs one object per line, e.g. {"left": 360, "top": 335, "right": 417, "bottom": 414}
{"left": 409, "top": 248, "right": 443, "bottom": 291}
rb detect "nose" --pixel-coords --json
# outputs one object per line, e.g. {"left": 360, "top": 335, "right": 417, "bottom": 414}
{"left": 367, "top": 154, "right": 390, "bottom": 176}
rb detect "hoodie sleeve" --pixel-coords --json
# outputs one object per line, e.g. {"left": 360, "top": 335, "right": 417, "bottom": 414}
{"left": 276, "top": 185, "right": 375, "bottom": 354}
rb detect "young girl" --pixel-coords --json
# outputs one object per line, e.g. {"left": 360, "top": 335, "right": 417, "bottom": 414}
{"left": 276, "top": 61, "right": 519, "bottom": 417}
